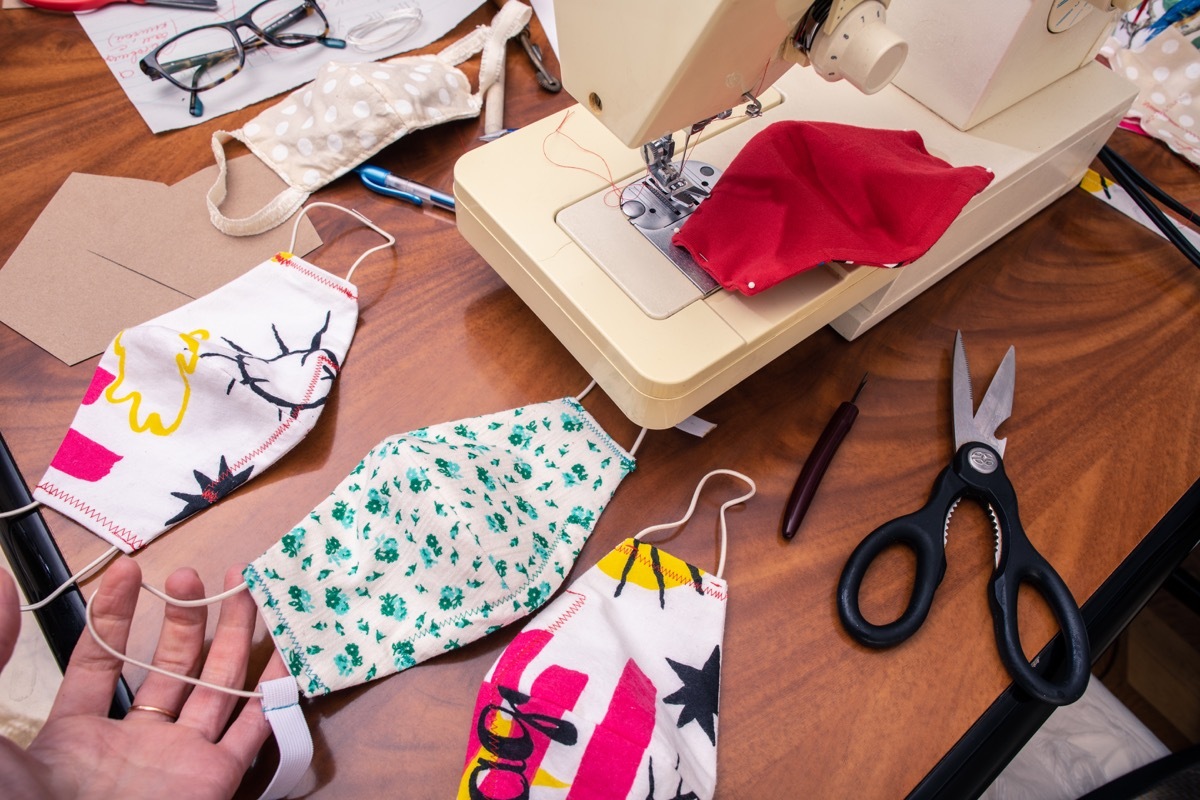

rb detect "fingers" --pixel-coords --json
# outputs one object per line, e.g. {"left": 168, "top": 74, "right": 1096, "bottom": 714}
{"left": 177, "top": 564, "right": 256, "bottom": 741}
{"left": 0, "top": 569, "right": 20, "bottom": 670}
{"left": 126, "top": 567, "right": 207, "bottom": 723}
{"left": 219, "top": 650, "right": 289, "bottom": 774}
{"left": 48, "top": 556, "right": 142, "bottom": 721}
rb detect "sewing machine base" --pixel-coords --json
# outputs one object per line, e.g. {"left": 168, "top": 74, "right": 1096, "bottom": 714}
{"left": 455, "top": 63, "right": 1134, "bottom": 429}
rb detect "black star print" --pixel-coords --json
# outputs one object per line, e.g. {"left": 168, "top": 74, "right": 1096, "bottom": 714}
{"left": 164, "top": 456, "right": 253, "bottom": 525}
{"left": 663, "top": 645, "right": 721, "bottom": 745}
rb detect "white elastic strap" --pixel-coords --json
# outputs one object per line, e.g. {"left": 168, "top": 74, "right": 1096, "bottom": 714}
{"left": 345, "top": 7, "right": 422, "bottom": 52}
{"left": 574, "top": 380, "right": 648, "bottom": 456}
{"left": 140, "top": 579, "right": 248, "bottom": 608}
{"left": 255, "top": 677, "right": 314, "bottom": 800}
{"left": 0, "top": 499, "right": 40, "bottom": 519}
{"left": 19, "top": 544, "right": 120, "bottom": 613}
{"left": 634, "top": 469, "right": 756, "bottom": 579}
{"left": 207, "top": 130, "right": 310, "bottom": 237}
{"left": 287, "top": 202, "right": 396, "bottom": 282}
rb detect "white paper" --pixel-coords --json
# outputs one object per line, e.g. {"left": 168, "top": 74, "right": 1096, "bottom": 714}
{"left": 530, "top": 0, "right": 557, "bottom": 55}
{"left": 75, "top": 0, "right": 485, "bottom": 134}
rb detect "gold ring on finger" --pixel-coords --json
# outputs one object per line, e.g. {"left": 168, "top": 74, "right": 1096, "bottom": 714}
{"left": 128, "top": 704, "right": 179, "bottom": 722}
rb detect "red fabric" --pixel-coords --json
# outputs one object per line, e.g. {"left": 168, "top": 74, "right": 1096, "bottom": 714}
{"left": 671, "top": 121, "right": 994, "bottom": 295}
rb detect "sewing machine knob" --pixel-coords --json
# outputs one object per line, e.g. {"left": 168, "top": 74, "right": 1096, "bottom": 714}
{"left": 807, "top": 0, "right": 907, "bottom": 95}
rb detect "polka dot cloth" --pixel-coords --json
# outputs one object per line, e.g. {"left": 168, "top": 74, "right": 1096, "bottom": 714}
{"left": 239, "top": 56, "right": 482, "bottom": 192}
{"left": 1109, "top": 27, "right": 1200, "bottom": 166}
{"left": 206, "top": 0, "right": 532, "bottom": 236}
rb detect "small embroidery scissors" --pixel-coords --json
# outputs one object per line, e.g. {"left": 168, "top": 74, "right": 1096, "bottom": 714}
{"left": 22, "top": 0, "right": 217, "bottom": 11}
{"left": 836, "top": 331, "right": 1090, "bottom": 705}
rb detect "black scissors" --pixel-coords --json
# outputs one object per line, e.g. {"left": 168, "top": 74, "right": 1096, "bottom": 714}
{"left": 836, "top": 331, "right": 1090, "bottom": 705}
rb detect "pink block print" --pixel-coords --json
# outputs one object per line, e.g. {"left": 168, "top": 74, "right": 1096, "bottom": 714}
{"left": 82, "top": 367, "right": 116, "bottom": 405}
{"left": 566, "top": 659, "right": 657, "bottom": 800}
{"left": 50, "top": 428, "right": 123, "bottom": 482}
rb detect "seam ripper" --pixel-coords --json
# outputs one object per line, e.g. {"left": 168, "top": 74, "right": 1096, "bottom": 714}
{"left": 781, "top": 373, "right": 868, "bottom": 541}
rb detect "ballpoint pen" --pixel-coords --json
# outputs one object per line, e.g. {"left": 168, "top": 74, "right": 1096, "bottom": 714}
{"left": 782, "top": 374, "right": 868, "bottom": 540}
{"left": 354, "top": 164, "right": 456, "bottom": 213}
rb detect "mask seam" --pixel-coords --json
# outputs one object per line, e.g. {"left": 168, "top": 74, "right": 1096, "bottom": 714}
{"left": 613, "top": 540, "right": 728, "bottom": 601}
{"left": 244, "top": 563, "right": 331, "bottom": 695}
{"left": 273, "top": 254, "right": 358, "bottom": 300}
{"left": 560, "top": 397, "right": 637, "bottom": 467}
{"left": 196, "top": 353, "right": 338, "bottom": 501}
{"left": 542, "top": 589, "right": 587, "bottom": 633}
{"left": 34, "top": 482, "right": 145, "bottom": 551}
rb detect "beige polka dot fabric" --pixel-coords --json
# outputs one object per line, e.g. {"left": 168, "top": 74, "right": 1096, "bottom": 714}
{"left": 244, "top": 57, "right": 481, "bottom": 192}
{"left": 207, "top": 0, "right": 532, "bottom": 236}
{"left": 1108, "top": 26, "right": 1200, "bottom": 166}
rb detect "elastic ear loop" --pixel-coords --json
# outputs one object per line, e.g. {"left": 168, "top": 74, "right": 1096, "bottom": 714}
{"left": 18, "top": 543, "right": 121, "bottom": 613}
{"left": 575, "top": 379, "right": 649, "bottom": 456}
{"left": 633, "top": 469, "right": 756, "bottom": 580}
{"left": 288, "top": 202, "right": 396, "bottom": 283}
{"left": 85, "top": 580, "right": 258, "bottom": 698}
{"left": 345, "top": 7, "right": 422, "bottom": 52}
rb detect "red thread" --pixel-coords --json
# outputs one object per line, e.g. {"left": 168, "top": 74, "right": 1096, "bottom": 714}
{"left": 614, "top": 541, "right": 727, "bottom": 601}
{"left": 34, "top": 482, "right": 146, "bottom": 550}
{"left": 541, "top": 110, "right": 641, "bottom": 208}
{"left": 273, "top": 254, "right": 358, "bottom": 300}
{"left": 544, "top": 590, "right": 587, "bottom": 633}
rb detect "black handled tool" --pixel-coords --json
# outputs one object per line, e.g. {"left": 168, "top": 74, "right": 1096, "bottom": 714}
{"left": 781, "top": 374, "right": 867, "bottom": 540}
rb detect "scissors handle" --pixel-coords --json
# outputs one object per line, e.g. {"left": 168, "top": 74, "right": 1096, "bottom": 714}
{"left": 962, "top": 445, "right": 1090, "bottom": 706}
{"left": 836, "top": 464, "right": 961, "bottom": 647}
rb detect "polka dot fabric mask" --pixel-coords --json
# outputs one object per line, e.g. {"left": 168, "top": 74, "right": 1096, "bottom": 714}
{"left": 207, "top": 1, "right": 531, "bottom": 236}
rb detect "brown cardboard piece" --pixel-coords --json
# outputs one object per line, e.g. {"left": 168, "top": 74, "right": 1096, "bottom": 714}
{"left": 0, "top": 156, "right": 321, "bottom": 365}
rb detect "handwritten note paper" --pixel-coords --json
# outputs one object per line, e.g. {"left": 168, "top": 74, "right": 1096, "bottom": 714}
{"left": 75, "top": 0, "right": 485, "bottom": 134}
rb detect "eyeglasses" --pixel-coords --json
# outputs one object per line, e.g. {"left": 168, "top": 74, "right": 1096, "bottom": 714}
{"left": 140, "top": 0, "right": 346, "bottom": 118}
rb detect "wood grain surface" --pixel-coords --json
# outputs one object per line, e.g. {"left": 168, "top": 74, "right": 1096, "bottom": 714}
{"left": 1, "top": 7, "right": 1199, "bottom": 799}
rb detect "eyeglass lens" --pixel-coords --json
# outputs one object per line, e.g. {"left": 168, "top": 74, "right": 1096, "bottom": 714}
{"left": 158, "top": 1, "right": 327, "bottom": 92}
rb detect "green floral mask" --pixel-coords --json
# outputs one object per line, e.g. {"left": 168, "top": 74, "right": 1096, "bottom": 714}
{"left": 244, "top": 397, "right": 636, "bottom": 696}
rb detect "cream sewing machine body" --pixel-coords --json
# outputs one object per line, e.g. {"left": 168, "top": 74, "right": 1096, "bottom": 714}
{"left": 455, "top": 0, "right": 1138, "bottom": 429}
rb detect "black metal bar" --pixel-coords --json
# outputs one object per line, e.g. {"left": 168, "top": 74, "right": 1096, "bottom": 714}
{"left": 0, "top": 432, "right": 132, "bottom": 718}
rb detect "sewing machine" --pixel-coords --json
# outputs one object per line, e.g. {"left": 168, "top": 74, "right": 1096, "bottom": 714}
{"left": 454, "top": 0, "right": 1137, "bottom": 428}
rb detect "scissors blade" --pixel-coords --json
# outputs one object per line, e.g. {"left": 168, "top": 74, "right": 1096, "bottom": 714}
{"left": 952, "top": 332, "right": 1015, "bottom": 457}
{"left": 973, "top": 346, "right": 1015, "bottom": 457}
{"left": 952, "top": 331, "right": 976, "bottom": 452}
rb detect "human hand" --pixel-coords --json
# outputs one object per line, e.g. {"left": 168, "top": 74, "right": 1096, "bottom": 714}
{"left": 0, "top": 557, "right": 286, "bottom": 800}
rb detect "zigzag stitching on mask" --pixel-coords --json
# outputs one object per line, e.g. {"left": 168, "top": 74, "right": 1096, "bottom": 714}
{"left": 243, "top": 563, "right": 330, "bottom": 695}
{"left": 33, "top": 482, "right": 146, "bottom": 550}
{"left": 543, "top": 590, "right": 587, "bottom": 633}
{"left": 272, "top": 254, "right": 358, "bottom": 300}
{"left": 561, "top": 397, "right": 638, "bottom": 465}
{"left": 613, "top": 541, "right": 727, "bottom": 601}
{"left": 200, "top": 354, "right": 338, "bottom": 497}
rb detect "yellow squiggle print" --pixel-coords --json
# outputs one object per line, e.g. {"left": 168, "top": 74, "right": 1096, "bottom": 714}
{"left": 105, "top": 328, "right": 210, "bottom": 436}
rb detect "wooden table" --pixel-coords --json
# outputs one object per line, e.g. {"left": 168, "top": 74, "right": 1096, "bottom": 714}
{"left": 2, "top": 7, "right": 1198, "bottom": 799}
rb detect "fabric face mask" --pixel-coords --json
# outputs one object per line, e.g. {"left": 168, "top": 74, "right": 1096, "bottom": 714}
{"left": 207, "top": 0, "right": 532, "bottom": 236}
{"left": 459, "top": 469, "right": 755, "bottom": 800}
{"left": 33, "top": 205, "right": 390, "bottom": 554}
{"left": 244, "top": 392, "right": 639, "bottom": 697}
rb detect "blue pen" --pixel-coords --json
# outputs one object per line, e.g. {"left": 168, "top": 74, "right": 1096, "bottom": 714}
{"left": 354, "top": 165, "right": 456, "bottom": 213}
